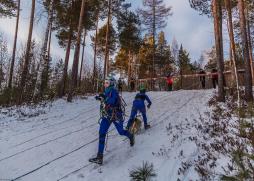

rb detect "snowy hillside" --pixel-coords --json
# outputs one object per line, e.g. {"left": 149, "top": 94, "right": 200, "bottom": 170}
{"left": 0, "top": 90, "right": 214, "bottom": 181}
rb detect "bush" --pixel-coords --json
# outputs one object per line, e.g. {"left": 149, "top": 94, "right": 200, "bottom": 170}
{"left": 129, "top": 161, "right": 157, "bottom": 181}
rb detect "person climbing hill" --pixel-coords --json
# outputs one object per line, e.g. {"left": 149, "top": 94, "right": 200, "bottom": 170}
{"left": 126, "top": 86, "right": 152, "bottom": 131}
{"left": 89, "top": 76, "right": 134, "bottom": 165}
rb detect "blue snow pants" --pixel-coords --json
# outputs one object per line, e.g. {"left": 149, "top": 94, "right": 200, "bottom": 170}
{"left": 127, "top": 100, "right": 148, "bottom": 129}
{"left": 98, "top": 112, "right": 132, "bottom": 155}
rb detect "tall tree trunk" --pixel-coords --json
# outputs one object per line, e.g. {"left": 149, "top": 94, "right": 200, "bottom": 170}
{"left": 44, "top": 18, "right": 53, "bottom": 89}
{"left": 0, "top": 63, "right": 2, "bottom": 89}
{"left": 103, "top": 0, "right": 111, "bottom": 79}
{"left": 224, "top": 0, "right": 240, "bottom": 105}
{"left": 59, "top": 26, "right": 72, "bottom": 98}
{"left": 238, "top": 0, "right": 253, "bottom": 102}
{"left": 128, "top": 50, "right": 131, "bottom": 88}
{"left": 8, "top": 0, "right": 20, "bottom": 89}
{"left": 33, "top": 0, "right": 54, "bottom": 100}
{"left": 246, "top": 7, "right": 254, "bottom": 81}
{"left": 152, "top": 0, "right": 156, "bottom": 89}
{"left": 93, "top": 11, "right": 99, "bottom": 91}
{"left": 67, "top": 0, "right": 86, "bottom": 102}
{"left": 47, "top": 19, "right": 53, "bottom": 60}
{"left": 79, "top": 29, "right": 87, "bottom": 87}
{"left": 18, "top": 0, "right": 36, "bottom": 104}
{"left": 212, "top": 0, "right": 225, "bottom": 102}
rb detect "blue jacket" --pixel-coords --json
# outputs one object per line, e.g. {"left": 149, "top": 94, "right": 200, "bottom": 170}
{"left": 104, "top": 87, "right": 119, "bottom": 108}
{"left": 96, "top": 86, "right": 122, "bottom": 117}
{"left": 133, "top": 93, "right": 152, "bottom": 109}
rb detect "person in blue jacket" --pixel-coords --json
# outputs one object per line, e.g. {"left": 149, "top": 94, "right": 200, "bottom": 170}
{"left": 126, "top": 86, "right": 152, "bottom": 130}
{"left": 89, "top": 76, "right": 134, "bottom": 165}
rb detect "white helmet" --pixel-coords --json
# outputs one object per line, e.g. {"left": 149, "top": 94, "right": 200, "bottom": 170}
{"left": 105, "top": 76, "right": 116, "bottom": 87}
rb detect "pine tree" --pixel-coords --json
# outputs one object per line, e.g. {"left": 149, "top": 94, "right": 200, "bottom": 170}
{"left": 0, "top": 0, "right": 16, "bottom": 17}
{"left": 238, "top": 0, "right": 253, "bottom": 102}
{"left": 18, "top": 0, "right": 36, "bottom": 104}
{"left": 92, "top": 12, "right": 100, "bottom": 90}
{"left": 139, "top": 0, "right": 172, "bottom": 80}
{"left": 117, "top": 8, "right": 141, "bottom": 83}
{"left": 55, "top": 0, "right": 101, "bottom": 97}
{"left": 212, "top": 0, "right": 225, "bottom": 102}
{"left": 91, "top": 0, "right": 108, "bottom": 90}
{"left": 91, "top": 23, "right": 117, "bottom": 62}
{"left": 34, "top": 0, "right": 56, "bottom": 100}
{"left": 178, "top": 44, "right": 191, "bottom": 88}
{"left": 8, "top": 0, "right": 20, "bottom": 89}
{"left": 0, "top": 34, "right": 9, "bottom": 90}
{"left": 224, "top": 0, "right": 240, "bottom": 104}
{"left": 103, "top": 0, "right": 126, "bottom": 78}
{"left": 246, "top": 3, "right": 253, "bottom": 80}
{"left": 189, "top": 0, "right": 212, "bottom": 16}
{"left": 79, "top": 29, "right": 87, "bottom": 87}
{"left": 156, "top": 31, "right": 173, "bottom": 76}
{"left": 137, "top": 35, "right": 154, "bottom": 79}
{"left": 50, "top": 58, "right": 64, "bottom": 96}
{"left": 67, "top": 0, "right": 87, "bottom": 102}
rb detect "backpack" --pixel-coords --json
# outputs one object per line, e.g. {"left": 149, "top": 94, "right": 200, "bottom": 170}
{"left": 116, "top": 94, "right": 127, "bottom": 114}
{"left": 107, "top": 89, "right": 127, "bottom": 114}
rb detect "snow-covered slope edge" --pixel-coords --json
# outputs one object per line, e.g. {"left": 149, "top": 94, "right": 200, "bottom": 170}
{"left": 0, "top": 90, "right": 214, "bottom": 181}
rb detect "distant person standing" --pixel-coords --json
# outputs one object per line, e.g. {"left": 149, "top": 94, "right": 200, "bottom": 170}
{"left": 118, "top": 79, "right": 123, "bottom": 94}
{"left": 211, "top": 69, "right": 218, "bottom": 89}
{"left": 166, "top": 73, "right": 173, "bottom": 91}
{"left": 199, "top": 70, "right": 206, "bottom": 89}
{"left": 130, "top": 78, "right": 135, "bottom": 92}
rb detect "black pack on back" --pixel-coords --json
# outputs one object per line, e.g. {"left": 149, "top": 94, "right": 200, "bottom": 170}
{"left": 117, "top": 94, "right": 127, "bottom": 113}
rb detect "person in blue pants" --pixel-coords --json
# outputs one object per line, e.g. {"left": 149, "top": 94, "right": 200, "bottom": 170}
{"left": 126, "top": 87, "right": 152, "bottom": 130}
{"left": 89, "top": 77, "right": 134, "bottom": 165}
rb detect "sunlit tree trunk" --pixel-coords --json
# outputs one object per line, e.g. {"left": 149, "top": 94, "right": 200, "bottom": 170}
{"left": 93, "top": 11, "right": 99, "bottom": 91}
{"left": 224, "top": 0, "right": 240, "bottom": 105}
{"left": 212, "top": 0, "right": 225, "bottom": 102}
{"left": 238, "top": 0, "right": 253, "bottom": 102}
{"left": 67, "top": 0, "right": 86, "bottom": 102}
{"left": 103, "top": 0, "right": 111, "bottom": 79}
{"left": 18, "top": 0, "right": 36, "bottom": 104}
{"left": 246, "top": 7, "right": 254, "bottom": 81}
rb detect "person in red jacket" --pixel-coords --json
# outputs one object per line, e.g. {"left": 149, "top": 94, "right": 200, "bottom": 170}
{"left": 166, "top": 74, "right": 173, "bottom": 91}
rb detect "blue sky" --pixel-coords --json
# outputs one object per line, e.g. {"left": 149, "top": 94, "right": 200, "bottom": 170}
{"left": 0, "top": 0, "right": 223, "bottom": 68}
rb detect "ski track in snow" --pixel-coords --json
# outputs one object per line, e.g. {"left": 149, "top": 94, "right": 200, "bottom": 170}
{"left": 0, "top": 90, "right": 213, "bottom": 181}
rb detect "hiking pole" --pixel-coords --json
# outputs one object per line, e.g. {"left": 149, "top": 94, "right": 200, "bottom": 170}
{"left": 105, "top": 133, "right": 109, "bottom": 151}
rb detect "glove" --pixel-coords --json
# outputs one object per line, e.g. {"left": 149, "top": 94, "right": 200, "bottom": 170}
{"left": 147, "top": 104, "right": 151, "bottom": 109}
{"left": 95, "top": 94, "right": 106, "bottom": 101}
{"left": 95, "top": 96, "right": 101, "bottom": 101}
{"left": 99, "top": 93, "right": 106, "bottom": 99}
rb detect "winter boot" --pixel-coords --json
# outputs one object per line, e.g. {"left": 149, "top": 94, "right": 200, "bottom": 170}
{"left": 130, "top": 134, "right": 135, "bottom": 147}
{"left": 144, "top": 124, "right": 151, "bottom": 130}
{"left": 89, "top": 153, "right": 103, "bottom": 165}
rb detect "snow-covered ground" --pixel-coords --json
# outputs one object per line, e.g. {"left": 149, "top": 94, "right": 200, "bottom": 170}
{"left": 0, "top": 90, "right": 214, "bottom": 181}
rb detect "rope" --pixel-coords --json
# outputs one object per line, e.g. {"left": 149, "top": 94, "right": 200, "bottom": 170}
{"left": 97, "top": 96, "right": 128, "bottom": 152}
